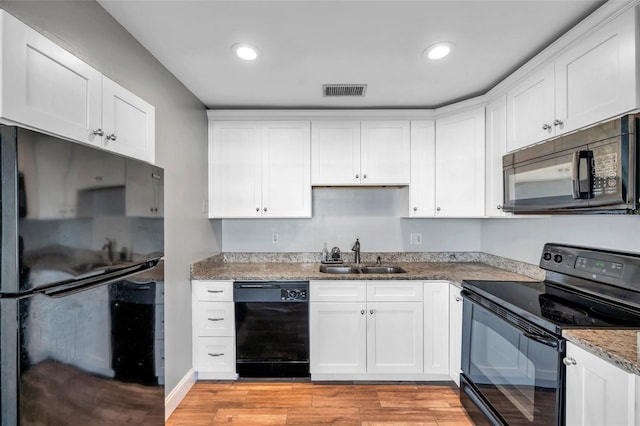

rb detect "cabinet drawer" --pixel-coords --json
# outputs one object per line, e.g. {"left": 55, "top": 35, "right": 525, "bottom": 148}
{"left": 367, "top": 281, "right": 423, "bottom": 302}
{"left": 196, "top": 302, "right": 234, "bottom": 336}
{"left": 194, "top": 337, "right": 235, "bottom": 373}
{"left": 193, "top": 280, "right": 233, "bottom": 301}
{"left": 154, "top": 304, "right": 165, "bottom": 340}
{"left": 310, "top": 281, "right": 367, "bottom": 302}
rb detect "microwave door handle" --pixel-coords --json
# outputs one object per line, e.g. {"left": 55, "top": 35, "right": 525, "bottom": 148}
{"left": 572, "top": 150, "right": 594, "bottom": 199}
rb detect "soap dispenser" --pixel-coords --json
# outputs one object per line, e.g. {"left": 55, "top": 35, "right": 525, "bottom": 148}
{"left": 321, "top": 243, "right": 328, "bottom": 263}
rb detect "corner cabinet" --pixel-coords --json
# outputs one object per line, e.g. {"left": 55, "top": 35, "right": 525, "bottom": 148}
{"left": 433, "top": 107, "right": 485, "bottom": 217}
{"left": 564, "top": 342, "right": 635, "bottom": 426}
{"left": 507, "top": 7, "right": 639, "bottom": 152}
{"left": 311, "top": 120, "right": 410, "bottom": 186}
{"left": 209, "top": 121, "right": 311, "bottom": 218}
{"left": 191, "top": 280, "right": 237, "bottom": 380}
{"left": 0, "top": 11, "right": 155, "bottom": 163}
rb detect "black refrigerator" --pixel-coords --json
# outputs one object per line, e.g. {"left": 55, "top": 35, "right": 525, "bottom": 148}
{"left": 0, "top": 125, "right": 165, "bottom": 425}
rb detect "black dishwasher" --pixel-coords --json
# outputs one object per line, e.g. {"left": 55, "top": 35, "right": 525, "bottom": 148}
{"left": 234, "top": 281, "right": 309, "bottom": 378}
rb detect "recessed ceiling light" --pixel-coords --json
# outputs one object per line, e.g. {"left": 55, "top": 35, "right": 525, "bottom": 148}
{"left": 423, "top": 42, "right": 454, "bottom": 60}
{"left": 231, "top": 43, "right": 260, "bottom": 61}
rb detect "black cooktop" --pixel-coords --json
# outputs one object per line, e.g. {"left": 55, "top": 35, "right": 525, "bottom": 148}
{"left": 462, "top": 279, "right": 640, "bottom": 336}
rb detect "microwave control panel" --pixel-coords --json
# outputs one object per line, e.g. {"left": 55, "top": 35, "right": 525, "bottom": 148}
{"left": 592, "top": 152, "right": 619, "bottom": 196}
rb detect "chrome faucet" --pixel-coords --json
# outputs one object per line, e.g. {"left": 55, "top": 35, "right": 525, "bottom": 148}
{"left": 352, "top": 238, "right": 361, "bottom": 264}
{"left": 102, "top": 238, "right": 115, "bottom": 263}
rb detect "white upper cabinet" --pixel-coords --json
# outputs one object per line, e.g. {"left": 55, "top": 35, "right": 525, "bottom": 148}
{"left": 102, "top": 77, "right": 155, "bottom": 164}
{"left": 506, "top": 63, "right": 555, "bottom": 152}
{"left": 360, "top": 121, "right": 410, "bottom": 185}
{"left": 0, "top": 11, "right": 155, "bottom": 163}
{"left": 555, "top": 8, "right": 637, "bottom": 135}
{"left": 485, "top": 96, "right": 509, "bottom": 217}
{"left": 209, "top": 121, "right": 311, "bottom": 218}
{"left": 1, "top": 11, "right": 102, "bottom": 146}
{"left": 405, "top": 121, "right": 436, "bottom": 217}
{"left": 311, "top": 120, "right": 410, "bottom": 185}
{"left": 507, "top": 7, "right": 638, "bottom": 152}
{"left": 434, "top": 107, "right": 485, "bottom": 217}
{"left": 311, "top": 121, "right": 361, "bottom": 185}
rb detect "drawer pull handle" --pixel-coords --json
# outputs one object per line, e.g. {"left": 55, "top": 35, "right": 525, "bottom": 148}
{"left": 208, "top": 318, "right": 224, "bottom": 322}
{"left": 208, "top": 352, "right": 224, "bottom": 357}
{"left": 207, "top": 290, "right": 224, "bottom": 293}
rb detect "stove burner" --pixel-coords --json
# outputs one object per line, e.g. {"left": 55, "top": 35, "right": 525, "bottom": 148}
{"left": 539, "top": 295, "right": 590, "bottom": 325}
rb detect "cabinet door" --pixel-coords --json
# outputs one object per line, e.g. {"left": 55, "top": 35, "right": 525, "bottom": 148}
{"left": 423, "top": 282, "right": 449, "bottom": 375}
{"left": 361, "top": 121, "right": 410, "bottom": 185}
{"left": 262, "top": 121, "right": 311, "bottom": 217}
{"left": 311, "top": 121, "right": 361, "bottom": 185}
{"left": 448, "top": 285, "right": 463, "bottom": 386}
{"left": 434, "top": 107, "right": 485, "bottom": 217}
{"left": 366, "top": 302, "right": 423, "bottom": 374}
{"left": 407, "top": 120, "right": 436, "bottom": 217}
{"left": 555, "top": 8, "right": 637, "bottom": 135}
{"left": 125, "top": 159, "right": 163, "bottom": 217}
{"left": 506, "top": 63, "right": 555, "bottom": 151}
{"left": 102, "top": 77, "right": 155, "bottom": 163}
{"left": 310, "top": 302, "right": 367, "bottom": 374}
{"left": 485, "top": 96, "right": 509, "bottom": 217}
{"left": 565, "top": 342, "right": 635, "bottom": 426}
{"left": 209, "top": 121, "right": 262, "bottom": 218}
{"left": 1, "top": 12, "right": 102, "bottom": 147}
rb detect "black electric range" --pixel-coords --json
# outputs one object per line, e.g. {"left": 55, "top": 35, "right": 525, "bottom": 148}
{"left": 460, "top": 243, "right": 640, "bottom": 426}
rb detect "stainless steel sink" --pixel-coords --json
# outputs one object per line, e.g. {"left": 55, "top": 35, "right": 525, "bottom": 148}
{"left": 319, "top": 265, "right": 361, "bottom": 274}
{"left": 360, "top": 266, "right": 406, "bottom": 274}
{"left": 319, "top": 265, "right": 406, "bottom": 274}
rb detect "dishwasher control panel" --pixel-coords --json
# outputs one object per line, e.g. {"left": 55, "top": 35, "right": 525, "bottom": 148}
{"left": 281, "top": 288, "right": 307, "bottom": 301}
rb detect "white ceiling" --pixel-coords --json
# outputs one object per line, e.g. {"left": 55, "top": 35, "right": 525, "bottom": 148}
{"left": 98, "top": 0, "right": 605, "bottom": 109}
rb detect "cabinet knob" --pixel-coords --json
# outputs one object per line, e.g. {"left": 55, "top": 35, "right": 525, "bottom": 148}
{"left": 562, "top": 357, "right": 577, "bottom": 366}
{"left": 542, "top": 123, "right": 552, "bottom": 131}
{"left": 413, "top": 207, "right": 418, "bottom": 211}
{"left": 436, "top": 207, "right": 441, "bottom": 212}
{"left": 150, "top": 207, "right": 154, "bottom": 212}
{"left": 106, "top": 133, "right": 117, "bottom": 142}
{"left": 256, "top": 207, "right": 260, "bottom": 212}
{"left": 553, "top": 119, "right": 564, "bottom": 127}
{"left": 263, "top": 207, "right": 268, "bottom": 212}
{"left": 363, "top": 174, "right": 367, "bottom": 179}
{"left": 355, "top": 174, "right": 359, "bottom": 179}
{"left": 455, "top": 297, "right": 462, "bottom": 302}
{"left": 497, "top": 205, "right": 502, "bottom": 210}
{"left": 360, "top": 309, "right": 365, "bottom": 315}
{"left": 92, "top": 128, "right": 104, "bottom": 137}
{"left": 369, "top": 309, "right": 374, "bottom": 315}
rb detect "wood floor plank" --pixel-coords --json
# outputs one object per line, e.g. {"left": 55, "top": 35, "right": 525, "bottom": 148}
{"left": 167, "top": 382, "right": 473, "bottom": 425}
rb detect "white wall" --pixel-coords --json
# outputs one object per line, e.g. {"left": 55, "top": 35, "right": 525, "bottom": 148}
{"left": 222, "top": 188, "right": 483, "bottom": 253}
{"left": 481, "top": 216, "right": 640, "bottom": 264}
{"left": 0, "top": 0, "right": 221, "bottom": 395}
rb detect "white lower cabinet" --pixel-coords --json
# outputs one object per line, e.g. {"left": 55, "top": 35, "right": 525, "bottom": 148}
{"left": 311, "top": 280, "right": 455, "bottom": 381}
{"left": 565, "top": 342, "right": 635, "bottom": 426}
{"left": 191, "top": 280, "right": 237, "bottom": 380}
{"left": 448, "top": 285, "right": 463, "bottom": 386}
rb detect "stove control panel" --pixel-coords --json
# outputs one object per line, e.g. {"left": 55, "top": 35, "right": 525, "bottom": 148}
{"left": 540, "top": 243, "right": 640, "bottom": 293}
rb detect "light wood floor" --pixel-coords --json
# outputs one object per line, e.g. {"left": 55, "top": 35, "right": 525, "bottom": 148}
{"left": 167, "top": 381, "right": 473, "bottom": 425}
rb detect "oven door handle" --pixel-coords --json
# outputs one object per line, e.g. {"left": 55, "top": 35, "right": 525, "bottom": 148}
{"left": 523, "top": 331, "right": 559, "bottom": 348}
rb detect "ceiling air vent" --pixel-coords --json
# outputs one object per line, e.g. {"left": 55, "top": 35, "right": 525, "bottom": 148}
{"left": 322, "top": 84, "right": 367, "bottom": 97}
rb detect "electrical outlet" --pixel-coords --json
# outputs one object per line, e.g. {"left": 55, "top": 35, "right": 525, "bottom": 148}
{"left": 272, "top": 233, "right": 279, "bottom": 244}
{"left": 410, "top": 233, "right": 422, "bottom": 245}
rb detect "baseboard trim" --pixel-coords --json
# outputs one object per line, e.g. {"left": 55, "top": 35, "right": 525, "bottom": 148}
{"left": 165, "top": 368, "right": 196, "bottom": 420}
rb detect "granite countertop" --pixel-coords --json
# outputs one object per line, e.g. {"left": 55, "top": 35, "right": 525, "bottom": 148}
{"left": 564, "top": 329, "right": 640, "bottom": 376}
{"left": 191, "top": 255, "right": 540, "bottom": 284}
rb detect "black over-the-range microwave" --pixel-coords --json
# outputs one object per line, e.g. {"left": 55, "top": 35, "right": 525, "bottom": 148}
{"left": 503, "top": 114, "right": 640, "bottom": 214}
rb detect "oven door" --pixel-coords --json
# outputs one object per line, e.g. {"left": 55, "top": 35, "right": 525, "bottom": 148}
{"left": 460, "top": 293, "right": 564, "bottom": 426}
